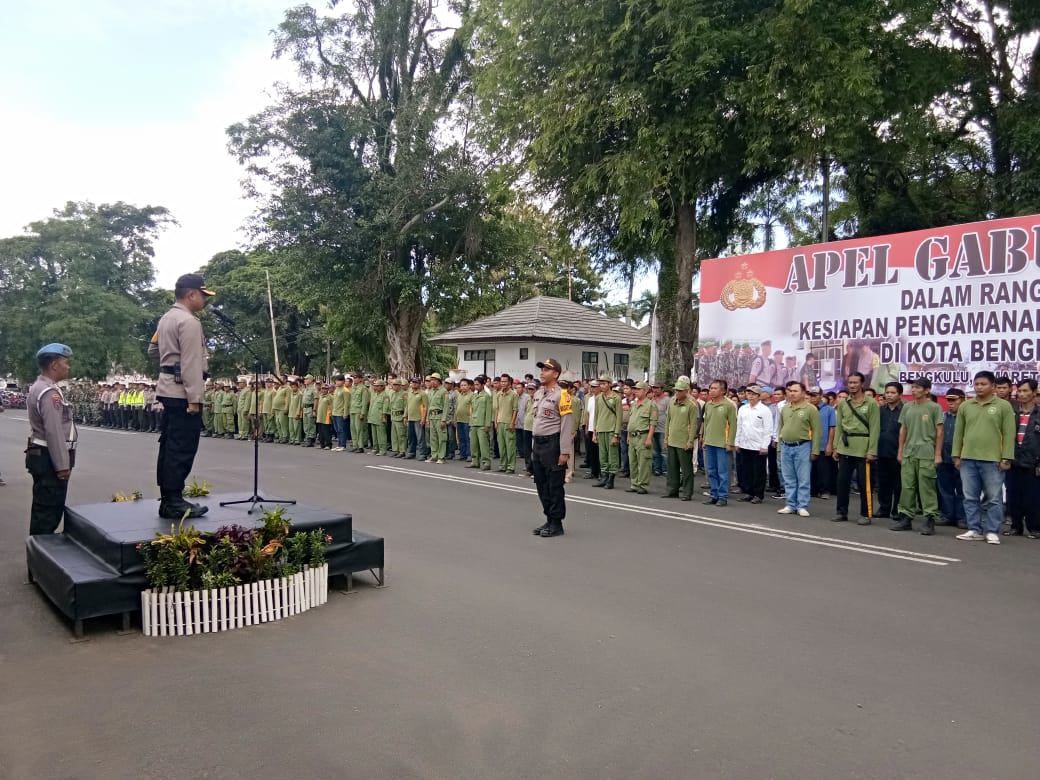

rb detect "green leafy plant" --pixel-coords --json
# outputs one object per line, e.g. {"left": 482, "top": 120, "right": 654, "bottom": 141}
{"left": 111, "top": 490, "right": 143, "bottom": 502}
{"left": 184, "top": 478, "right": 212, "bottom": 498}
{"left": 137, "top": 512, "right": 331, "bottom": 591}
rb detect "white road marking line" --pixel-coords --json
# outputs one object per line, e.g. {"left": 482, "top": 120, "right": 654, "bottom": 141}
{"left": 368, "top": 465, "right": 960, "bottom": 567}
{"left": 3, "top": 415, "right": 136, "bottom": 436}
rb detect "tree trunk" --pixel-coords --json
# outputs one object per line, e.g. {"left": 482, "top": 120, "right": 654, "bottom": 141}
{"left": 673, "top": 203, "right": 698, "bottom": 375}
{"left": 655, "top": 202, "right": 698, "bottom": 379}
{"left": 625, "top": 258, "right": 636, "bottom": 326}
{"left": 386, "top": 296, "right": 425, "bottom": 377}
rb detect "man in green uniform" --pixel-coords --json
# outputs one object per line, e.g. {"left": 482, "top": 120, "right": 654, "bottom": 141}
{"left": 405, "top": 377, "right": 426, "bottom": 459}
{"left": 261, "top": 379, "right": 276, "bottom": 442}
{"left": 625, "top": 381, "right": 658, "bottom": 494}
{"left": 219, "top": 383, "right": 235, "bottom": 438}
{"left": 426, "top": 373, "right": 448, "bottom": 463}
{"left": 330, "top": 374, "right": 348, "bottom": 450}
{"left": 349, "top": 374, "right": 370, "bottom": 452}
{"left": 833, "top": 371, "right": 880, "bottom": 524}
{"left": 367, "top": 378, "right": 389, "bottom": 455}
{"left": 389, "top": 378, "right": 408, "bottom": 456}
{"left": 272, "top": 379, "right": 290, "bottom": 443}
{"left": 211, "top": 383, "right": 226, "bottom": 437}
{"left": 469, "top": 375, "right": 493, "bottom": 470}
{"left": 454, "top": 378, "right": 472, "bottom": 463}
{"left": 288, "top": 379, "right": 304, "bottom": 444}
{"left": 953, "top": 370, "right": 1017, "bottom": 543}
{"left": 236, "top": 379, "right": 250, "bottom": 440}
{"left": 246, "top": 380, "right": 260, "bottom": 440}
{"left": 892, "top": 376, "right": 944, "bottom": 534}
{"left": 315, "top": 383, "right": 333, "bottom": 449}
{"left": 701, "top": 379, "right": 738, "bottom": 506}
{"left": 664, "top": 379, "right": 700, "bottom": 500}
{"left": 301, "top": 374, "right": 317, "bottom": 447}
{"left": 495, "top": 374, "right": 519, "bottom": 473}
{"left": 593, "top": 374, "right": 622, "bottom": 489}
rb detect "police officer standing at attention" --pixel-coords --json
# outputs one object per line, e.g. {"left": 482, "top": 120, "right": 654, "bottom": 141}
{"left": 530, "top": 358, "right": 574, "bottom": 538}
{"left": 26, "top": 343, "right": 77, "bottom": 535}
{"left": 154, "top": 273, "right": 214, "bottom": 519}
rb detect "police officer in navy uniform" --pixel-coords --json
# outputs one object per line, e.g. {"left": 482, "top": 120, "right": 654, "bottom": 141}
{"left": 25, "top": 343, "right": 77, "bottom": 535}
{"left": 530, "top": 358, "right": 574, "bottom": 537}
{"left": 154, "top": 273, "right": 215, "bottom": 519}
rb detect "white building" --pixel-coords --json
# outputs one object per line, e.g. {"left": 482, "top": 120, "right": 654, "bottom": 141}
{"left": 429, "top": 296, "right": 650, "bottom": 381}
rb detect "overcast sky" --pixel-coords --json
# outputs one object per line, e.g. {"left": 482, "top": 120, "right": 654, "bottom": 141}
{"left": 0, "top": 0, "right": 652, "bottom": 301}
{"left": 0, "top": 0, "right": 293, "bottom": 288}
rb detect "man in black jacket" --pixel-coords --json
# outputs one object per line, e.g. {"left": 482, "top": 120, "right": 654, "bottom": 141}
{"left": 1004, "top": 378, "right": 1040, "bottom": 538}
{"left": 875, "top": 381, "right": 903, "bottom": 518}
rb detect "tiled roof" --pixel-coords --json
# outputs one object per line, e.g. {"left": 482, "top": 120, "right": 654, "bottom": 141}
{"left": 429, "top": 296, "right": 649, "bottom": 348}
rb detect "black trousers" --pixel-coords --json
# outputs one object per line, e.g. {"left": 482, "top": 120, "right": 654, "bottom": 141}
{"left": 875, "top": 456, "right": 901, "bottom": 516}
{"left": 767, "top": 442, "right": 781, "bottom": 491}
{"left": 1005, "top": 465, "right": 1040, "bottom": 533}
{"left": 317, "top": 422, "right": 333, "bottom": 449}
{"left": 532, "top": 433, "right": 567, "bottom": 524}
{"left": 737, "top": 448, "right": 767, "bottom": 499}
{"left": 584, "top": 430, "right": 600, "bottom": 476}
{"left": 156, "top": 397, "right": 203, "bottom": 493}
{"left": 812, "top": 455, "right": 837, "bottom": 495}
{"left": 26, "top": 447, "right": 70, "bottom": 535}
{"left": 836, "top": 454, "right": 869, "bottom": 518}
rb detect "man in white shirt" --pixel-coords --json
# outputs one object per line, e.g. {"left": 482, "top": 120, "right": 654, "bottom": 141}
{"left": 736, "top": 385, "right": 773, "bottom": 502}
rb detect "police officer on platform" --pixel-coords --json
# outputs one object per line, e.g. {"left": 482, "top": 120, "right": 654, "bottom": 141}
{"left": 154, "top": 273, "right": 214, "bottom": 519}
{"left": 26, "top": 343, "right": 78, "bottom": 535}
{"left": 530, "top": 358, "right": 574, "bottom": 538}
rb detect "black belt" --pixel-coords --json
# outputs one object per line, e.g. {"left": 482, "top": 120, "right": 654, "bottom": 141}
{"left": 846, "top": 432, "right": 869, "bottom": 437}
{"left": 629, "top": 430, "right": 649, "bottom": 436}
{"left": 781, "top": 439, "right": 810, "bottom": 446}
{"left": 534, "top": 433, "right": 559, "bottom": 442}
{"left": 159, "top": 366, "right": 178, "bottom": 375}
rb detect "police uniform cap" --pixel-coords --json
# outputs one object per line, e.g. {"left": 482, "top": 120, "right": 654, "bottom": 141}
{"left": 635, "top": 380, "right": 650, "bottom": 390}
{"left": 673, "top": 379, "right": 691, "bottom": 391}
{"left": 36, "top": 343, "right": 73, "bottom": 359}
{"left": 536, "top": 358, "right": 562, "bottom": 373}
{"left": 374, "top": 379, "right": 386, "bottom": 386}
{"left": 304, "top": 374, "right": 314, "bottom": 380}
{"left": 429, "top": 372, "right": 442, "bottom": 381}
{"left": 525, "top": 382, "right": 537, "bottom": 390}
{"left": 598, "top": 371, "right": 612, "bottom": 382}
{"left": 175, "top": 273, "right": 216, "bottom": 296}
{"left": 590, "top": 380, "right": 600, "bottom": 387}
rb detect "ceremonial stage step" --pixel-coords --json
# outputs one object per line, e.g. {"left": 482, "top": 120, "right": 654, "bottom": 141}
{"left": 26, "top": 494, "right": 384, "bottom": 637}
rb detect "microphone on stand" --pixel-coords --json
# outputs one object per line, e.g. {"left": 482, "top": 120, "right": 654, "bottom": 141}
{"left": 210, "top": 306, "right": 236, "bottom": 328}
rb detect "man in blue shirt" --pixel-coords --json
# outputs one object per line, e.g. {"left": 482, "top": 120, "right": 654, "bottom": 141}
{"left": 810, "top": 387, "right": 837, "bottom": 498}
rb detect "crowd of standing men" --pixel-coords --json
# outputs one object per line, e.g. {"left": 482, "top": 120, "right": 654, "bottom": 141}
{"left": 66, "top": 364, "right": 1032, "bottom": 546}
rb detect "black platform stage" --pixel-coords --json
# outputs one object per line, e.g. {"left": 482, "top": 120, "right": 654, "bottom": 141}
{"left": 26, "top": 495, "right": 384, "bottom": 637}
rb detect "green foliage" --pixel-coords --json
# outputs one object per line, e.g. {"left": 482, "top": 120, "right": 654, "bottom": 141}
{"left": 183, "top": 478, "right": 212, "bottom": 498}
{"left": 0, "top": 202, "right": 174, "bottom": 381}
{"left": 138, "top": 510, "right": 330, "bottom": 591}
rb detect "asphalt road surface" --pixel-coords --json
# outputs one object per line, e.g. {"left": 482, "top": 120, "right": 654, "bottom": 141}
{"left": 1, "top": 413, "right": 1038, "bottom": 779}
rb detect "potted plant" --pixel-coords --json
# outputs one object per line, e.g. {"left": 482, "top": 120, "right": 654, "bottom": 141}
{"left": 138, "top": 507, "right": 331, "bottom": 636}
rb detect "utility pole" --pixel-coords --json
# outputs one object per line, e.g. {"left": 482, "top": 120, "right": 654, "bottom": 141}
{"left": 266, "top": 270, "right": 281, "bottom": 377}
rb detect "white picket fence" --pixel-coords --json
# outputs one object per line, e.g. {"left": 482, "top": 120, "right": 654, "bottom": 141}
{"left": 141, "top": 563, "right": 329, "bottom": 637}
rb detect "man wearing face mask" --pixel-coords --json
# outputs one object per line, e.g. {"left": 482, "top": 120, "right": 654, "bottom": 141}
{"left": 153, "top": 273, "right": 214, "bottom": 520}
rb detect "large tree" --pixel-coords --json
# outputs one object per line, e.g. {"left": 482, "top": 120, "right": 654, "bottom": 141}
{"left": 0, "top": 202, "right": 172, "bottom": 381}
{"left": 229, "top": 0, "right": 488, "bottom": 376}
{"left": 477, "top": 0, "right": 803, "bottom": 376}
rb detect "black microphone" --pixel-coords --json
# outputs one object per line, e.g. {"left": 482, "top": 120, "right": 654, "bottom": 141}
{"left": 210, "top": 307, "right": 236, "bottom": 327}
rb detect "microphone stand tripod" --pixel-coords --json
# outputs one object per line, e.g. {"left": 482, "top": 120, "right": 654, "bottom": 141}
{"left": 210, "top": 312, "right": 296, "bottom": 514}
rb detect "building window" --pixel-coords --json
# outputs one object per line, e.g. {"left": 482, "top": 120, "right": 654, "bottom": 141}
{"left": 464, "top": 349, "right": 496, "bottom": 361}
{"left": 520, "top": 348, "right": 528, "bottom": 360}
{"left": 582, "top": 351, "right": 598, "bottom": 379}
{"left": 613, "top": 353, "right": 629, "bottom": 378}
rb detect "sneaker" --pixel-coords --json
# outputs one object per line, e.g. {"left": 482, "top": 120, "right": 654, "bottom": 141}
{"left": 777, "top": 507, "right": 795, "bottom": 514}
{"left": 985, "top": 532, "right": 1001, "bottom": 545}
{"left": 797, "top": 508, "right": 810, "bottom": 517}
{"left": 956, "top": 530, "right": 984, "bottom": 541}
{"left": 331, "top": 447, "right": 344, "bottom": 452}
{"left": 436, "top": 459, "right": 445, "bottom": 464}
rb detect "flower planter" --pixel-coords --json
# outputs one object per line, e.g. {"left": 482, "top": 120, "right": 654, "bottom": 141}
{"left": 141, "top": 563, "right": 328, "bottom": 637}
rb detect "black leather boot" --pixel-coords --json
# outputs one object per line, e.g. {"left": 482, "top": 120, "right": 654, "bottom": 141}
{"left": 592, "top": 474, "right": 608, "bottom": 487}
{"left": 532, "top": 521, "right": 549, "bottom": 535}
{"left": 540, "top": 522, "right": 565, "bottom": 537}
{"left": 604, "top": 474, "right": 615, "bottom": 490}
